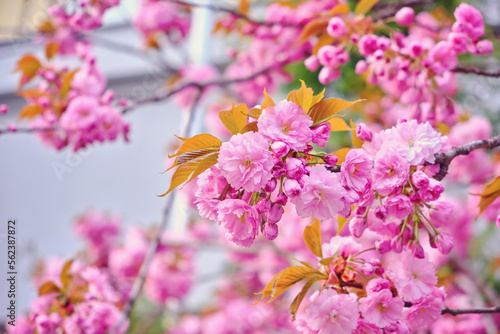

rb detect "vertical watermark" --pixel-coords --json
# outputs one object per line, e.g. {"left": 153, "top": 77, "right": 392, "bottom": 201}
{"left": 1, "top": 219, "right": 17, "bottom": 329}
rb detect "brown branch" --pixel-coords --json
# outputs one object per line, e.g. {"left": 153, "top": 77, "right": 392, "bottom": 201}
{"left": 442, "top": 306, "right": 500, "bottom": 316}
{"left": 453, "top": 66, "right": 500, "bottom": 78}
{"left": 373, "top": 0, "right": 434, "bottom": 21}
{"left": 121, "top": 64, "right": 278, "bottom": 114}
{"left": 166, "top": 0, "right": 301, "bottom": 27}
{"left": 431, "top": 135, "right": 500, "bottom": 181}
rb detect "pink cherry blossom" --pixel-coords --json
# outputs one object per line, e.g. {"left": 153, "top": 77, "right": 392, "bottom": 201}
{"left": 372, "top": 149, "right": 410, "bottom": 196}
{"left": 359, "top": 289, "right": 404, "bottom": 327}
{"left": 218, "top": 131, "right": 274, "bottom": 192}
{"left": 257, "top": 100, "right": 314, "bottom": 151}
{"left": 341, "top": 149, "right": 373, "bottom": 192}
{"left": 216, "top": 199, "right": 260, "bottom": 247}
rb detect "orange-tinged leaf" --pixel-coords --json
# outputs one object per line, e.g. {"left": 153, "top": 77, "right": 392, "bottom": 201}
{"left": 313, "top": 33, "right": 335, "bottom": 54}
{"left": 287, "top": 80, "right": 315, "bottom": 112}
{"left": 19, "top": 104, "right": 43, "bottom": 119}
{"left": 290, "top": 277, "right": 321, "bottom": 321}
{"left": 350, "top": 120, "right": 364, "bottom": 148}
{"left": 255, "top": 271, "right": 282, "bottom": 302}
{"left": 309, "top": 98, "right": 363, "bottom": 126}
{"left": 248, "top": 108, "right": 262, "bottom": 119}
{"left": 336, "top": 212, "right": 352, "bottom": 236}
{"left": 39, "top": 281, "right": 61, "bottom": 296}
{"left": 265, "top": 266, "right": 319, "bottom": 302}
{"left": 355, "top": 0, "right": 379, "bottom": 15}
{"left": 219, "top": 103, "right": 248, "bottom": 135}
{"left": 311, "top": 88, "right": 325, "bottom": 107}
{"left": 172, "top": 134, "right": 222, "bottom": 157}
{"left": 15, "top": 54, "right": 42, "bottom": 87}
{"left": 60, "top": 69, "right": 77, "bottom": 99}
{"left": 299, "top": 18, "right": 329, "bottom": 43}
{"left": 332, "top": 147, "right": 351, "bottom": 164}
{"left": 18, "top": 88, "right": 49, "bottom": 99}
{"left": 241, "top": 121, "right": 258, "bottom": 133}
{"left": 60, "top": 260, "right": 73, "bottom": 290}
{"left": 261, "top": 88, "right": 275, "bottom": 111}
{"left": 329, "top": 118, "right": 351, "bottom": 131}
{"left": 477, "top": 176, "right": 500, "bottom": 220}
{"left": 238, "top": 0, "right": 250, "bottom": 14}
{"left": 187, "top": 153, "right": 219, "bottom": 183}
{"left": 303, "top": 219, "right": 323, "bottom": 258}
{"left": 319, "top": 256, "right": 334, "bottom": 266}
{"left": 46, "top": 42, "right": 59, "bottom": 59}
{"left": 329, "top": 4, "right": 350, "bottom": 16}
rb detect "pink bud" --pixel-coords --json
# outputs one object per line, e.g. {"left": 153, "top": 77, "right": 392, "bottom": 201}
{"left": 275, "top": 192, "right": 287, "bottom": 206}
{"left": 410, "top": 242, "right": 425, "bottom": 259}
{"left": 448, "top": 32, "right": 469, "bottom": 54}
{"left": 272, "top": 160, "right": 286, "bottom": 178}
{"left": 375, "top": 238, "right": 391, "bottom": 254}
{"left": 391, "top": 236, "right": 403, "bottom": 253}
{"left": 349, "top": 216, "right": 366, "bottom": 238}
{"left": 283, "top": 178, "right": 302, "bottom": 198}
{"left": 411, "top": 170, "right": 430, "bottom": 189}
{"left": 318, "top": 66, "right": 341, "bottom": 85}
{"left": 304, "top": 55, "right": 320, "bottom": 72}
{"left": 271, "top": 141, "right": 289, "bottom": 158}
{"left": 476, "top": 40, "right": 493, "bottom": 55}
{"left": 255, "top": 199, "right": 271, "bottom": 214}
{"left": 0, "top": 104, "right": 8, "bottom": 114}
{"left": 304, "top": 144, "right": 314, "bottom": 154}
{"left": 435, "top": 233, "right": 454, "bottom": 255}
{"left": 285, "top": 157, "right": 306, "bottom": 180}
{"left": 375, "top": 205, "right": 387, "bottom": 221}
{"left": 355, "top": 60, "right": 368, "bottom": 74}
{"left": 497, "top": 215, "right": 500, "bottom": 229}
{"left": 311, "top": 122, "right": 331, "bottom": 147}
{"left": 262, "top": 223, "right": 278, "bottom": 240}
{"left": 395, "top": 7, "right": 414, "bottom": 26}
{"left": 326, "top": 17, "right": 347, "bottom": 38}
{"left": 322, "top": 154, "right": 338, "bottom": 166}
{"left": 7, "top": 123, "right": 17, "bottom": 132}
{"left": 268, "top": 204, "right": 284, "bottom": 224}
{"left": 355, "top": 123, "right": 372, "bottom": 141}
{"left": 359, "top": 262, "right": 375, "bottom": 276}
{"left": 264, "top": 178, "right": 277, "bottom": 193}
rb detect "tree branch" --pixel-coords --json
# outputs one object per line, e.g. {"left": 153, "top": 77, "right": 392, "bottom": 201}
{"left": 431, "top": 134, "right": 500, "bottom": 181}
{"left": 372, "top": 0, "right": 434, "bottom": 21}
{"left": 453, "top": 66, "right": 500, "bottom": 78}
{"left": 442, "top": 306, "right": 500, "bottom": 316}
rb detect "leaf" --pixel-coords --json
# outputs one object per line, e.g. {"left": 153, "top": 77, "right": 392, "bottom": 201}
{"left": 248, "top": 108, "right": 262, "bottom": 119}
{"left": 241, "top": 121, "right": 258, "bottom": 133}
{"left": 299, "top": 18, "right": 329, "bottom": 43}
{"left": 19, "top": 104, "right": 43, "bottom": 119}
{"left": 219, "top": 103, "right": 248, "bottom": 135}
{"left": 332, "top": 147, "right": 351, "bottom": 164}
{"left": 171, "top": 134, "right": 222, "bottom": 158}
{"left": 60, "top": 260, "right": 73, "bottom": 290}
{"left": 15, "top": 54, "right": 42, "bottom": 87}
{"left": 261, "top": 88, "right": 275, "bottom": 111}
{"left": 18, "top": 88, "right": 49, "bottom": 100}
{"left": 238, "top": 0, "right": 250, "bottom": 14}
{"left": 354, "top": 0, "right": 379, "bottom": 15}
{"left": 329, "top": 4, "right": 350, "bottom": 16}
{"left": 309, "top": 98, "right": 363, "bottom": 126}
{"left": 319, "top": 257, "right": 334, "bottom": 266}
{"left": 60, "top": 70, "right": 77, "bottom": 99}
{"left": 350, "top": 120, "right": 364, "bottom": 148}
{"left": 160, "top": 152, "right": 219, "bottom": 196}
{"left": 287, "top": 80, "right": 316, "bottom": 113}
{"left": 303, "top": 219, "right": 323, "bottom": 258}
{"left": 477, "top": 176, "right": 500, "bottom": 220}
{"left": 290, "top": 277, "right": 322, "bottom": 321}
{"left": 256, "top": 266, "right": 320, "bottom": 302}
{"left": 329, "top": 118, "right": 351, "bottom": 131}
{"left": 336, "top": 215, "right": 349, "bottom": 235}
{"left": 39, "top": 281, "right": 61, "bottom": 296}
{"left": 313, "top": 33, "right": 335, "bottom": 54}
{"left": 311, "top": 89, "right": 325, "bottom": 107}
{"left": 45, "top": 42, "right": 59, "bottom": 59}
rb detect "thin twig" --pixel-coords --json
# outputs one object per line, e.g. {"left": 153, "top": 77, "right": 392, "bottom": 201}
{"left": 373, "top": 0, "right": 434, "bottom": 21}
{"left": 453, "top": 66, "right": 500, "bottom": 78}
{"left": 431, "top": 134, "right": 500, "bottom": 181}
{"left": 442, "top": 306, "right": 500, "bottom": 316}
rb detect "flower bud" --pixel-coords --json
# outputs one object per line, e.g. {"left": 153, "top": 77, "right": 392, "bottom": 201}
{"left": 391, "top": 236, "right": 403, "bottom": 253}
{"left": 264, "top": 178, "right": 277, "bottom": 193}
{"left": 0, "top": 104, "right": 8, "bottom": 114}
{"left": 395, "top": 7, "right": 414, "bottom": 26}
{"left": 268, "top": 204, "right": 284, "bottom": 224}
{"left": 410, "top": 242, "right": 425, "bottom": 259}
{"left": 285, "top": 158, "right": 306, "bottom": 180}
{"left": 411, "top": 170, "right": 430, "bottom": 189}
{"left": 375, "top": 238, "right": 391, "bottom": 254}
{"left": 435, "top": 233, "right": 454, "bottom": 255}
{"left": 359, "top": 262, "right": 375, "bottom": 276}
{"left": 272, "top": 160, "right": 286, "bottom": 178}
{"left": 283, "top": 178, "right": 302, "bottom": 198}
{"left": 255, "top": 199, "right": 271, "bottom": 214}
{"left": 355, "top": 122, "right": 372, "bottom": 141}
{"left": 304, "top": 55, "right": 319, "bottom": 72}
{"left": 275, "top": 192, "right": 288, "bottom": 206}
{"left": 375, "top": 205, "right": 387, "bottom": 221}
{"left": 311, "top": 123, "right": 332, "bottom": 147}
{"left": 326, "top": 17, "right": 347, "bottom": 38}
{"left": 349, "top": 216, "right": 366, "bottom": 238}
{"left": 271, "top": 141, "right": 289, "bottom": 158}
{"left": 262, "top": 223, "right": 278, "bottom": 240}
{"left": 322, "top": 154, "right": 338, "bottom": 166}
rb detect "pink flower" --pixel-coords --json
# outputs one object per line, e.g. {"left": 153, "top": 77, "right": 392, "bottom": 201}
{"left": 326, "top": 17, "right": 347, "bottom": 38}
{"left": 372, "top": 149, "right": 410, "bottom": 196}
{"left": 404, "top": 288, "right": 445, "bottom": 330}
{"left": 387, "top": 251, "right": 437, "bottom": 302}
{"left": 359, "top": 289, "right": 404, "bottom": 328}
{"left": 428, "top": 41, "right": 458, "bottom": 74}
{"left": 312, "top": 122, "right": 332, "bottom": 147}
{"left": 71, "top": 59, "right": 106, "bottom": 96}
{"left": 448, "top": 32, "right": 469, "bottom": 54}
{"left": 216, "top": 199, "right": 260, "bottom": 247}
{"left": 476, "top": 40, "right": 493, "bottom": 55}
{"left": 195, "top": 165, "right": 228, "bottom": 199}
{"left": 395, "top": 7, "right": 414, "bottom": 26}
{"left": 305, "top": 55, "right": 320, "bottom": 71}
{"left": 218, "top": 132, "right": 274, "bottom": 192}
{"left": 61, "top": 96, "right": 100, "bottom": 131}
{"left": 341, "top": 149, "right": 373, "bottom": 192}
{"left": 419, "top": 178, "right": 444, "bottom": 202}
{"left": 291, "top": 165, "right": 354, "bottom": 220}
{"left": 295, "top": 290, "right": 360, "bottom": 333}
{"left": 258, "top": 100, "right": 314, "bottom": 151}
{"left": 452, "top": 3, "right": 485, "bottom": 40}
{"left": 386, "top": 194, "right": 412, "bottom": 219}
{"left": 356, "top": 123, "right": 372, "bottom": 141}
{"left": 365, "top": 278, "right": 392, "bottom": 294}
{"left": 354, "top": 319, "right": 383, "bottom": 334}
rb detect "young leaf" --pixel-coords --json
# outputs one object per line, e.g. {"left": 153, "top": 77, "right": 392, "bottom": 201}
{"left": 313, "top": 33, "right": 335, "bottom": 54}
{"left": 476, "top": 176, "right": 500, "bottom": 220}
{"left": 287, "top": 80, "right": 315, "bottom": 113}
{"left": 332, "top": 147, "right": 352, "bottom": 164}
{"left": 46, "top": 42, "right": 59, "bottom": 60}
{"left": 15, "top": 54, "right": 42, "bottom": 88}
{"left": 60, "top": 69, "right": 78, "bottom": 99}
{"left": 350, "top": 120, "right": 364, "bottom": 148}
{"left": 290, "top": 277, "right": 322, "bottom": 321}
{"left": 241, "top": 122, "right": 258, "bottom": 133}
{"left": 329, "top": 118, "right": 352, "bottom": 131}
{"left": 309, "top": 98, "right": 363, "bottom": 126}
{"left": 171, "top": 134, "right": 222, "bottom": 157}
{"left": 248, "top": 108, "right": 262, "bottom": 119}
{"left": 303, "top": 219, "right": 323, "bottom": 258}
{"left": 355, "top": 0, "right": 379, "bottom": 15}
{"left": 39, "top": 281, "right": 61, "bottom": 296}
{"left": 19, "top": 104, "right": 44, "bottom": 119}
{"left": 257, "top": 266, "right": 320, "bottom": 302}
{"left": 298, "top": 18, "right": 329, "bottom": 43}
{"left": 329, "top": 4, "right": 350, "bottom": 15}
{"left": 60, "top": 259, "right": 73, "bottom": 290}
{"left": 219, "top": 103, "right": 248, "bottom": 135}
{"left": 337, "top": 215, "right": 349, "bottom": 235}
{"left": 261, "top": 88, "right": 275, "bottom": 111}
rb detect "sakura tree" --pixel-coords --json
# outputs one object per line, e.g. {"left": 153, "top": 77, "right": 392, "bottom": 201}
{"left": 3, "top": 0, "right": 500, "bottom": 333}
